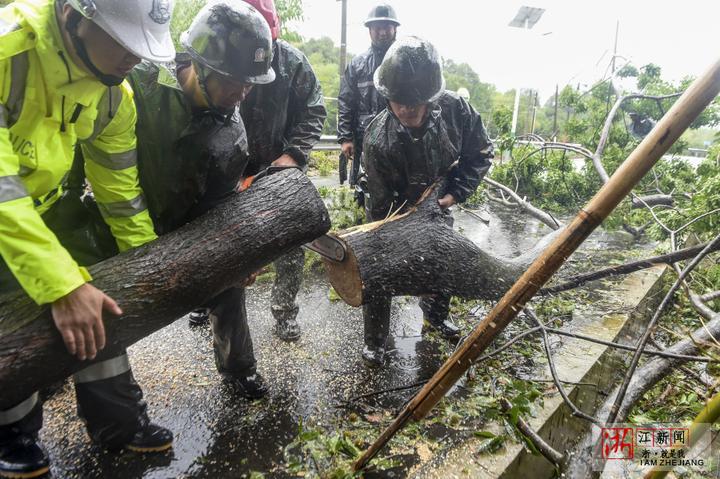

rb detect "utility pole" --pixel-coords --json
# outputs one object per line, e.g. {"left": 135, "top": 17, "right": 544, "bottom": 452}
{"left": 339, "top": 0, "right": 348, "bottom": 75}
{"left": 552, "top": 83, "right": 559, "bottom": 140}
{"left": 508, "top": 6, "right": 545, "bottom": 136}
{"left": 611, "top": 20, "right": 619, "bottom": 76}
{"left": 530, "top": 90, "right": 537, "bottom": 134}
{"left": 607, "top": 20, "right": 619, "bottom": 112}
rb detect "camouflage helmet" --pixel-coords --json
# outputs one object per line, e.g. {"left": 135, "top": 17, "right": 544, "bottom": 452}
{"left": 181, "top": 0, "right": 275, "bottom": 85}
{"left": 364, "top": 3, "right": 400, "bottom": 27}
{"left": 374, "top": 36, "right": 445, "bottom": 105}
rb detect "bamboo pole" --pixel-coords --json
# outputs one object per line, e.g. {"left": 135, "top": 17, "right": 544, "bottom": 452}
{"left": 643, "top": 391, "right": 720, "bottom": 479}
{"left": 354, "top": 58, "right": 720, "bottom": 471}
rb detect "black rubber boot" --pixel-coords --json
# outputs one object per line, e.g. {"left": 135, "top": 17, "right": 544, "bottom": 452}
{"left": 0, "top": 400, "right": 48, "bottom": 479}
{"left": 272, "top": 306, "right": 301, "bottom": 342}
{"left": 125, "top": 423, "right": 173, "bottom": 453}
{"left": 361, "top": 344, "right": 386, "bottom": 368}
{"left": 0, "top": 436, "right": 49, "bottom": 479}
{"left": 362, "top": 298, "right": 391, "bottom": 368}
{"left": 188, "top": 308, "right": 210, "bottom": 327}
{"left": 422, "top": 317, "right": 460, "bottom": 339}
{"left": 420, "top": 295, "right": 460, "bottom": 339}
{"left": 222, "top": 373, "right": 268, "bottom": 400}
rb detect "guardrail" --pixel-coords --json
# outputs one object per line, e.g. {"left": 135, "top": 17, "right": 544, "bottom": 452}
{"left": 315, "top": 134, "right": 342, "bottom": 152}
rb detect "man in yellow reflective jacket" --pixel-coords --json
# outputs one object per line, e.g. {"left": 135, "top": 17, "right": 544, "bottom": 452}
{"left": 0, "top": 0, "right": 175, "bottom": 476}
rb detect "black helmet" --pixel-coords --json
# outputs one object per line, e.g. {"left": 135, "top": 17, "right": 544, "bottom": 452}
{"left": 374, "top": 36, "right": 445, "bottom": 105}
{"left": 364, "top": 4, "right": 400, "bottom": 27}
{"left": 181, "top": 0, "right": 275, "bottom": 85}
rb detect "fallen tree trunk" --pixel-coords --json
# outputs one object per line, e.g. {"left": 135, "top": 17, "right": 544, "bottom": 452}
{"left": 323, "top": 187, "right": 560, "bottom": 307}
{"left": 0, "top": 169, "right": 329, "bottom": 409}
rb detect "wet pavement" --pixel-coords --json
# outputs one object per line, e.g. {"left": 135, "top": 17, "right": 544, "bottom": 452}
{"left": 37, "top": 177, "right": 638, "bottom": 478}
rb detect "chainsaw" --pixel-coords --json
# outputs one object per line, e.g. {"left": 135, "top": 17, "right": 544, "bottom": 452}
{"left": 240, "top": 165, "right": 346, "bottom": 262}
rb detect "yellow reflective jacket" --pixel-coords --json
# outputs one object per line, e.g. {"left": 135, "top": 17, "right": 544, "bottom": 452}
{"left": 0, "top": 0, "right": 157, "bottom": 305}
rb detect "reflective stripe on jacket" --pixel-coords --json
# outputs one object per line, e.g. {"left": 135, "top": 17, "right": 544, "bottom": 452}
{"left": 0, "top": 0, "right": 156, "bottom": 304}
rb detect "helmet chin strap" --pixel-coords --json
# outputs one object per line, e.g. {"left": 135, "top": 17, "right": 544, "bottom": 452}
{"left": 192, "top": 60, "right": 235, "bottom": 117}
{"left": 66, "top": 11, "right": 124, "bottom": 87}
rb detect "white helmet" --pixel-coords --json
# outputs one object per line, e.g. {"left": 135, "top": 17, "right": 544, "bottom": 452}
{"left": 67, "top": 0, "right": 175, "bottom": 62}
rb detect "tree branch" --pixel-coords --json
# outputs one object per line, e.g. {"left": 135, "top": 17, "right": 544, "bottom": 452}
{"left": 606, "top": 232, "right": 720, "bottom": 424}
{"left": 483, "top": 177, "right": 561, "bottom": 230}
{"left": 540, "top": 241, "right": 720, "bottom": 295}
{"left": 499, "top": 397, "right": 565, "bottom": 466}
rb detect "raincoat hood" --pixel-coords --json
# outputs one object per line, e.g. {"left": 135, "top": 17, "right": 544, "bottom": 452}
{"left": 242, "top": 0, "right": 280, "bottom": 40}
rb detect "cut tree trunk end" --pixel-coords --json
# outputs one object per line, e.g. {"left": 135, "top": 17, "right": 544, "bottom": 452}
{"left": 323, "top": 186, "right": 559, "bottom": 307}
{"left": 0, "top": 169, "right": 330, "bottom": 409}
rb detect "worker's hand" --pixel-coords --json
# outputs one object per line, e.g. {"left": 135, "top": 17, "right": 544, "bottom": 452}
{"left": 438, "top": 193, "right": 456, "bottom": 210}
{"left": 341, "top": 141, "right": 354, "bottom": 159}
{"left": 240, "top": 270, "right": 260, "bottom": 288}
{"left": 271, "top": 154, "right": 299, "bottom": 168}
{"left": 51, "top": 283, "right": 122, "bottom": 361}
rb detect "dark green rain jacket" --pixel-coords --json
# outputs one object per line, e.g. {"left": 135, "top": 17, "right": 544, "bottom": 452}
{"left": 128, "top": 56, "right": 249, "bottom": 235}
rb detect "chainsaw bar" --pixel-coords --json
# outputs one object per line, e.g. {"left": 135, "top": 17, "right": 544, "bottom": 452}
{"left": 303, "top": 235, "right": 346, "bottom": 262}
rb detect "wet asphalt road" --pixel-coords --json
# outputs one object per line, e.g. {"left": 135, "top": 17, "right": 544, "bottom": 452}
{"left": 36, "top": 180, "right": 631, "bottom": 478}
{"left": 40, "top": 273, "right": 447, "bottom": 478}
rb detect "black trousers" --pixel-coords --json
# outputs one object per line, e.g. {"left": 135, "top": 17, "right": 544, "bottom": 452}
{"left": 362, "top": 209, "right": 454, "bottom": 348}
{"left": 208, "top": 287, "right": 256, "bottom": 378}
{"left": 0, "top": 354, "right": 149, "bottom": 450}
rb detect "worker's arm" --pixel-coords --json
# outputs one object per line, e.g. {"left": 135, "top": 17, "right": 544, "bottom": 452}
{"left": 444, "top": 97, "right": 494, "bottom": 204}
{"left": 337, "top": 60, "right": 358, "bottom": 157}
{"left": 279, "top": 54, "right": 327, "bottom": 168}
{"left": 82, "top": 81, "right": 158, "bottom": 251}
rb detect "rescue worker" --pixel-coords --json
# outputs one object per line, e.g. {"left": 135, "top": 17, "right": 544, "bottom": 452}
{"left": 126, "top": 1, "right": 275, "bottom": 399}
{"left": 189, "top": 0, "right": 327, "bottom": 343}
{"left": 337, "top": 3, "right": 399, "bottom": 204}
{"left": 0, "top": 0, "right": 175, "bottom": 476}
{"left": 360, "top": 36, "right": 494, "bottom": 366}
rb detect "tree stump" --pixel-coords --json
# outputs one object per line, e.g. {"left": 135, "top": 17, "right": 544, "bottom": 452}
{"left": 0, "top": 169, "right": 329, "bottom": 409}
{"left": 323, "top": 187, "right": 558, "bottom": 307}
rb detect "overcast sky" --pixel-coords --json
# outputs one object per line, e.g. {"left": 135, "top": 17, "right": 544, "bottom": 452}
{"left": 289, "top": 0, "right": 718, "bottom": 102}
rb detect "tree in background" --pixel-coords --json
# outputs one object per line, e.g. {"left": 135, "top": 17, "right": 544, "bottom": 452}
{"left": 171, "top": 0, "right": 303, "bottom": 44}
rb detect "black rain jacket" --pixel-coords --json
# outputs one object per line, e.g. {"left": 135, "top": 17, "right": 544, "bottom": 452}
{"left": 337, "top": 45, "right": 389, "bottom": 145}
{"left": 241, "top": 40, "right": 326, "bottom": 175}
{"left": 362, "top": 91, "right": 494, "bottom": 221}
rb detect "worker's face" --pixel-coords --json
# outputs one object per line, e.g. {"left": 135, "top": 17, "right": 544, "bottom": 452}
{"left": 389, "top": 101, "right": 429, "bottom": 129}
{"left": 368, "top": 21, "right": 397, "bottom": 50}
{"left": 64, "top": 7, "right": 141, "bottom": 78}
{"left": 205, "top": 73, "right": 254, "bottom": 111}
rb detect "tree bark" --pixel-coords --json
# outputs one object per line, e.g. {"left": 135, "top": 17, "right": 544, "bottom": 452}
{"left": 0, "top": 169, "right": 329, "bottom": 409}
{"left": 324, "top": 187, "right": 559, "bottom": 307}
